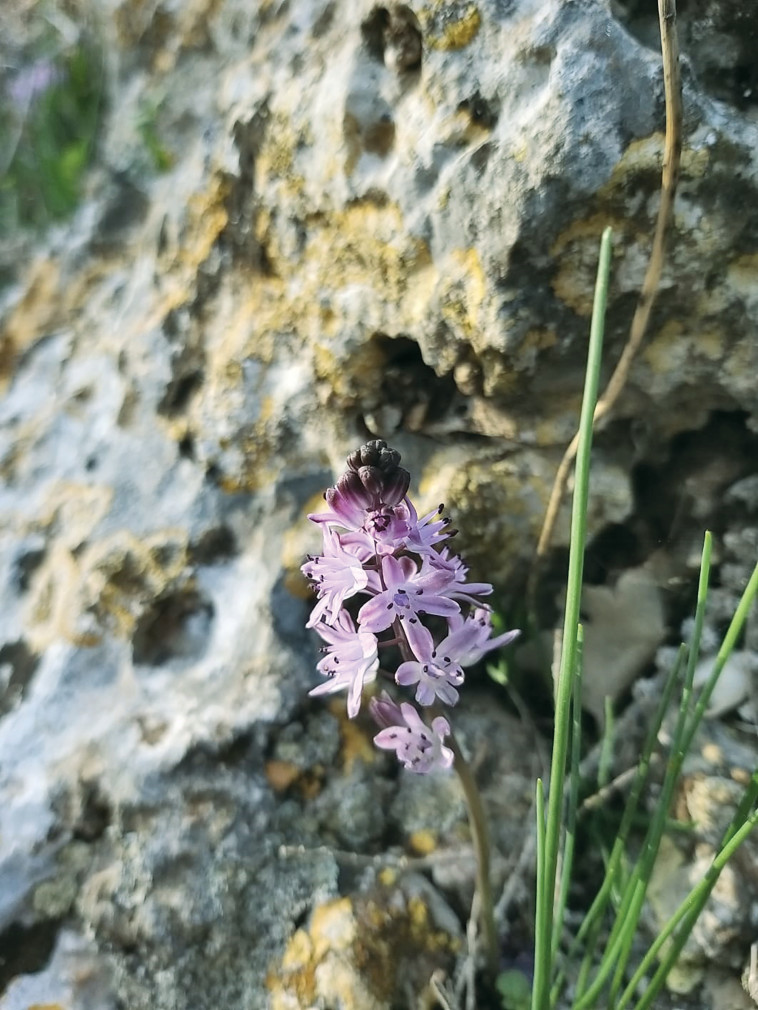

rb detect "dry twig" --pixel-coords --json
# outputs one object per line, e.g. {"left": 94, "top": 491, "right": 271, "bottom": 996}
{"left": 534, "top": 0, "right": 683, "bottom": 566}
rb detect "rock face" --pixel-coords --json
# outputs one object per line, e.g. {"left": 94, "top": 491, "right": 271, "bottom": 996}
{"left": 1, "top": 0, "right": 758, "bottom": 1007}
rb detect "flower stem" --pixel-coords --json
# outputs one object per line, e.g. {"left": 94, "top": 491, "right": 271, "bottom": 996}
{"left": 393, "top": 616, "right": 498, "bottom": 977}
{"left": 447, "top": 727, "right": 498, "bottom": 979}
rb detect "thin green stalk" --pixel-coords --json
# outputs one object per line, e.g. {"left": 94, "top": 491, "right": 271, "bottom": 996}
{"left": 564, "top": 536, "right": 709, "bottom": 1009}
{"left": 575, "top": 535, "right": 726, "bottom": 1008}
{"left": 679, "top": 557, "right": 758, "bottom": 758}
{"left": 598, "top": 698, "right": 614, "bottom": 791}
{"left": 574, "top": 666, "right": 695, "bottom": 1009}
{"left": 531, "top": 227, "right": 613, "bottom": 1010}
{"left": 606, "top": 535, "right": 713, "bottom": 1006}
{"left": 606, "top": 540, "right": 710, "bottom": 958}
{"left": 553, "top": 645, "right": 685, "bottom": 1009}
{"left": 621, "top": 776, "right": 758, "bottom": 1010}
{"left": 551, "top": 627, "right": 584, "bottom": 961}
{"left": 533, "top": 777, "right": 547, "bottom": 1002}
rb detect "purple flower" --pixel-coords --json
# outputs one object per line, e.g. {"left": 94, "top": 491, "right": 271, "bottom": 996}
{"left": 370, "top": 693, "right": 454, "bottom": 774}
{"left": 7, "top": 60, "right": 62, "bottom": 110}
{"left": 302, "top": 527, "right": 369, "bottom": 627}
{"left": 307, "top": 439, "right": 415, "bottom": 553}
{"left": 306, "top": 441, "right": 453, "bottom": 557}
{"left": 444, "top": 607, "right": 521, "bottom": 665}
{"left": 303, "top": 441, "right": 521, "bottom": 756}
{"left": 405, "top": 502, "right": 453, "bottom": 553}
{"left": 308, "top": 494, "right": 417, "bottom": 555}
{"left": 358, "top": 554, "right": 460, "bottom": 633}
{"left": 426, "top": 548, "right": 494, "bottom": 604}
{"left": 310, "top": 609, "right": 378, "bottom": 717}
{"left": 395, "top": 622, "right": 465, "bottom": 706}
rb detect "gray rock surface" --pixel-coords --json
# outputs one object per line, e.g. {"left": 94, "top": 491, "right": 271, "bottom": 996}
{"left": 1, "top": 0, "right": 758, "bottom": 1006}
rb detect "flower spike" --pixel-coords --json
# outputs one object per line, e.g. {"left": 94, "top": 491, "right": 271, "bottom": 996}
{"left": 302, "top": 441, "right": 519, "bottom": 774}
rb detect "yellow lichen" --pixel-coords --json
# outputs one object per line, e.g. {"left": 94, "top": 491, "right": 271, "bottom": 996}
{"left": 727, "top": 252, "right": 758, "bottom": 295}
{"left": 438, "top": 247, "right": 487, "bottom": 343}
{"left": 0, "top": 259, "right": 62, "bottom": 384}
{"left": 409, "top": 830, "right": 437, "bottom": 855}
{"left": 329, "top": 699, "right": 377, "bottom": 773}
{"left": 642, "top": 320, "right": 726, "bottom": 375}
{"left": 310, "top": 898, "right": 358, "bottom": 959}
{"left": 269, "top": 884, "right": 458, "bottom": 1008}
{"left": 641, "top": 319, "right": 685, "bottom": 373}
{"left": 24, "top": 528, "right": 191, "bottom": 650}
{"left": 378, "top": 867, "right": 397, "bottom": 887}
{"left": 422, "top": 5, "right": 482, "bottom": 51}
{"left": 522, "top": 327, "right": 558, "bottom": 352}
{"left": 550, "top": 212, "right": 624, "bottom": 316}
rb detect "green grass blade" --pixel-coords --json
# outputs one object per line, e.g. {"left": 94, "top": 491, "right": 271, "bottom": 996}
{"left": 598, "top": 697, "right": 614, "bottom": 791}
{"left": 551, "top": 626, "right": 584, "bottom": 962}
{"left": 565, "top": 643, "right": 685, "bottom": 1006}
{"left": 620, "top": 776, "right": 758, "bottom": 1010}
{"left": 532, "top": 226, "right": 613, "bottom": 1010}
{"left": 680, "top": 557, "right": 758, "bottom": 758}
{"left": 532, "top": 777, "right": 547, "bottom": 1010}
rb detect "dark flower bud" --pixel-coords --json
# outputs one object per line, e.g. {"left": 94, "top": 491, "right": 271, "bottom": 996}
{"left": 346, "top": 439, "right": 401, "bottom": 473}
{"left": 343, "top": 441, "right": 409, "bottom": 508}
{"left": 358, "top": 465, "right": 384, "bottom": 500}
{"left": 380, "top": 466, "right": 410, "bottom": 506}
{"left": 330, "top": 469, "right": 374, "bottom": 510}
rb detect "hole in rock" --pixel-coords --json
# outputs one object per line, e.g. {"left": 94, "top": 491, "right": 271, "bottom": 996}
{"left": 633, "top": 410, "right": 758, "bottom": 544}
{"left": 189, "top": 525, "right": 237, "bottom": 565}
{"left": 458, "top": 91, "right": 499, "bottom": 129}
{"left": 132, "top": 588, "right": 214, "bottom": 666}
{"left": 361, "top": 5, "right": 422, "bottom": 72}
{"left": 14, "top": 547, "right": 46, "bottom": 592}
{"left": 72, "top": 781, "right": 112, "bottom": 842}
{"left": 157, "top": 368, "right": 204, "bottom": 416}
{"left": 361, "top": 334, "right": 459, "bottom": 435}
{"left": 0, "top": 639, "right": 40, "bottom": 718}
{"left": 584, "top": 524, "right": 644, "bottom": 585}
{"left": 0, "top": 919, "right": 61, "bottom": 990}
{"left": 612, "top": 0, "right": 758, "bottom": 109}
{"left": 178, "top": 432, "right": 195, "bottom": 459}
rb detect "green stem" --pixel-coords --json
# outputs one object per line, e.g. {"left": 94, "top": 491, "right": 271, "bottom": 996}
{"left": 532, "top": 227, "right": 613, "bottom": 1010}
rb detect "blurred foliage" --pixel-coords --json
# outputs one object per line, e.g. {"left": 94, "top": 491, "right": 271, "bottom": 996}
{"left": 137, "top": 98, "right": 175, "bottom": 173}
{"left": 0, "top": 4, "right": 104, "bottom": 232}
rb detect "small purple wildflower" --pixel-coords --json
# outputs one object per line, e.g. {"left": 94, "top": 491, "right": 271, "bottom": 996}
{"left": 7, "top": 60, "right": 62, "bottom": 111}
{"left": 427, "top": 547, "right": 494, "bottom": 604}
{"left": 445, "top": 607, "right": 521, "bottom": 666}
{"left": 357, "top": 554, "right": 460, "bottom": 633}
{"left": 395, "top": 621, "right": 465, "bottom": 707}
{"left": 370, "top": 693, "right": 454, "bottom": 774}
{"left": 303, "top": 526, "right": 369, "bottom": 627}
{"left": 302, "top": 440, "right": 519, "bottom": 774}
{"left": 310, "top": 609, "right": 378, "bottom": 717}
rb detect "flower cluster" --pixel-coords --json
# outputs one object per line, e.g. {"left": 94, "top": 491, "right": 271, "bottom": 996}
{"left": 303, "top": 441, "right": 518, "bottom": 773}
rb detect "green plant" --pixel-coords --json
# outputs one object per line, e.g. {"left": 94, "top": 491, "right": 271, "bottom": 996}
{"left": 1, "top": 30, "right": 104, "bottom": 231}
{"left": 528, "top": 229, "right": 758, "bottom": 1010}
